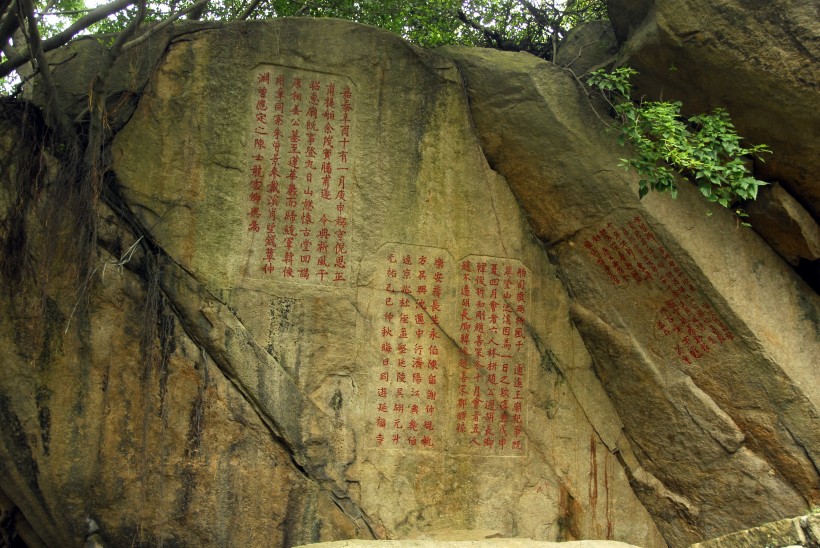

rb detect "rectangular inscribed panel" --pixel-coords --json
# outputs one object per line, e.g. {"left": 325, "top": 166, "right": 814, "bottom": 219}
{"left": 245, "top": 66, "right": 354, "bottom": 286}
{"left": 370, "top": 247, "right": 450, "bottom": 450}
{"left": 364, "top": 247, "right": 531, "bottom": 456}
{"left": 454, "top": 257, "right": 530, "bottom": 454}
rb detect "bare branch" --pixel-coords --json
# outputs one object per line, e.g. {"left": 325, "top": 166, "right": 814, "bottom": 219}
{"left": 563, "top": 66, "right": 612, "bottom": 127}
{"left": 9, "top": 60, "right": 38, "bottom": 97}
{"left": 0, "top": 0, "right": 134, "bottom": 79}
{"left": 73, "top": 0, "right": 146, "bottom": 266}
{"left": 236, "top": 0, "right": 265, "bottom": 21}
{"left": 122, "top": 0, "right": 207, "bottom": 51}
{"left": 17, "top": 0, "right": 72, "bottom": 134}
{"left": 35, "top": 8, "right": 95, "bottom": 16}
{"left": 86, "top": 0, "right": 145, "bottom": 129}
{"left": 456, "top": 9, "right": 505, "bottom": 49}
{"left": 516, "top": 0, "right": 555, "bottom": 28}
{"left": 513, "top": 0, "right": 566, "bottom": 60}
{"left": 0, "top": 5, "right": 21, "bottom": 51}
{"left": 107, "top": 0, "right": 145, "bottom": 57}
{"left": 293, "top": 2, "right": 311, "bottom": 16}
{"left": 40, "top": 0, "right": 58, "bottom": 16}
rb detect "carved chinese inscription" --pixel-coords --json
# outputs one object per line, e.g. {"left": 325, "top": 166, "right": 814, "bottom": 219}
{"left": 584, "top": 216, "right": 734, "bottom": 364}
{"left": 455, "top": 257, "right": 529, "bottom": 454}
{"left": 246, "top": 67, "right": 353, "bottom": 284}
{"left": 373, "top": 250, "right": 448, "bottom": 449}
{"left": 366, "top": 247, "right": 531, "bottom": 456}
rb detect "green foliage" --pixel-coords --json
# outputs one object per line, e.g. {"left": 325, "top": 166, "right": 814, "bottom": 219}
{"left": 17, "top": 0, "right": 607, "bottom": 59}
{"left": 226, "top": 0, "right": 606, "bottom": 54}
{"left": 256, "top": 0, "right": 467, "bottom": 49}
{"left": 0, "top": 0, "right": 611, "bottom": 98}
{"left": 37, "top": 0, "right": 87, "bottom": 35}
{"left": 587, "top": 67, "right": 771, "bottom": 214}
{"left": 0, "top": 0, "right": 610, "bottom": 95}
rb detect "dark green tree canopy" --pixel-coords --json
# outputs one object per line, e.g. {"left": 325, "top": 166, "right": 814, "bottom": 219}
{"left": 1, "top": 0, "right": 607, "bottom": 90}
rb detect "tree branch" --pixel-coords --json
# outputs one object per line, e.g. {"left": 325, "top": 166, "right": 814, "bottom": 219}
{"left": 516, "top": 0, "right": 554, "bottom": 28}
{"left": 17, "top": 0, "right": 72, "bottom": 134}
{"left": 40, "top": 0, "right": 58, "bottom": 16}
{"left": 456, "top": 8, "right": 505, "bottom": 49}
{"left": 236, "top": 0, "right": 264, "bottom": 20}
{"left": 0, "top": 5, "right": 21, "bottom": 53}
{"left": 515, "top": 0, "right": 564, "bottom": 60}
{"left": 86, "top": 0, "right": 145, "bottom": 141}
{"left": 293, "top": 2, "right": 311, "bottom": 16}
{"left": 0, "top": 0, "right": 134, "bottom": 79}
{"left": 564, "top": 66, "right": 613, "bottom": 127}
{"left": 73, "top": 0, "right": 143, "bottom": 230}
{"left": 107, "top": 0, "right": 144, "bottom": 59}
{"left": 122, "top": 0, "right": 207, "bottom": 52}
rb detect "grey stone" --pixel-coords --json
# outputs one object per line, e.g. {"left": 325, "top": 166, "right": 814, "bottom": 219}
{"left": 441, "top": 44, "right": 820, "bottom": 546}
{"left": 746, "top": 183, "right": 820, "bottom": 265}
{"left": 556, "top": 21, "right": 618, "bottom": 76}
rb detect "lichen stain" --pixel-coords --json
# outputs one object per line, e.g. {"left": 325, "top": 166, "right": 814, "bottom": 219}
{"left": 557, "top": 483, "right": 582, "bottom": 541}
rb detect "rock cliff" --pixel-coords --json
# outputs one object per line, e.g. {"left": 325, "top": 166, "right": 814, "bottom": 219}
{"left": 0, "top": 10, "right": 817, "bottom": 548}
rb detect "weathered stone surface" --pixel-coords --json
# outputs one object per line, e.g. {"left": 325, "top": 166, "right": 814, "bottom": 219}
{"left": 297, "top": 540, "right": 642, "bottom": 548}
{"left": 2, "top": 13, "right": 819, "bottom": 548}
{"left": 2, "top": 18, "right": 668, "bottom": 548}
{"left": 555, "top": 21, "right": 618, "bottom": 76}
{"left": 605, "top": 0, "right": 652, "bottom": 44}
{"left": 441, "top": 45, "right": 819, "bottom": 547}
{"left": 0, "top": 234, "right": 368, "bottom": 546}
{"left": 606, "top": 0, "right": 820, "bottom": 218}
{"left": 29, "top": 26, "right": 191, "bottom": 132}
{"left": 690, "top": 513, "right": 820, "bottom": 547}
{"left": 109, "top": 18, "right": 664, "bottom": 545}
{"left": 746, "top": 183, "right": 820, "bottom": 266}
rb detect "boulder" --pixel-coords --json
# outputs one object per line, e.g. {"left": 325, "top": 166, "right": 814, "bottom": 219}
{"left": 441, "top": 45, "right": 819, "bottom": 547}
{"left": 27, "top": 27, "right": 186, "bottom": 132}
{"left": 296, "top": 541, "right": 642, "bottom": 548}
{"left": 745, "top": 182, "right": 820, "bottom": 266}
{"left": 2, "top": 18, "right": 665, "bottom": 547}
{"left": 1, "top": 14, "right": 818, "bottom": 548}
{"left": 0, "top": 209, "right": 369, "bottom": 546}
{"left": 690, "top": 512, "right": 820, "bottom": 547}
{"left": 555, "top": 21, "right": 618, "bottom": 77}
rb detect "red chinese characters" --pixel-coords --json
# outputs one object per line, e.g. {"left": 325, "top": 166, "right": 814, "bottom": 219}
{"left": 247, "top": 68, "right": 353, "bottom": 284}
{"left": 583, "top": 216, "right": 735, "bottom": 364}
{"left": 455, "top": 258, "right": 528, "bottom": 453}
{"left": 373, "top": 251, "right": 447, "bottom": 449}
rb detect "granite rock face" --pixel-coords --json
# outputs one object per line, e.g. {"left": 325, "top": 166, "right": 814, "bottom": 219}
{"left": 111, "top": 18, "right": 665, "bottom": 546}
{"left": 442, "top": 46, "right": 819, "bottom": 547}
{"left": 555, "top": 20, "right": 618, "bottom": 76}
{"left": 746, "top": 183, "right": 820, "bottom": 266}
{"left": 296, "top": 541, "right": 644, "bottom": 548}
{"left": 2, "top": 18, "right": 664, "bottom": 548}
{"left": 0, "top": 15, "right": 818, "bottom": 548}
{"left": 690, "top": 513, "right": 820, "bottom": 548}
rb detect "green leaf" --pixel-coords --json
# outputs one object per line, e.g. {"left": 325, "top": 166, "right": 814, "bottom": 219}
{"left": 585, "top": 66, "right": 770, "bottom": 223}
{"left": 638, "top": 185, "right": 649, "bottom": 199}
